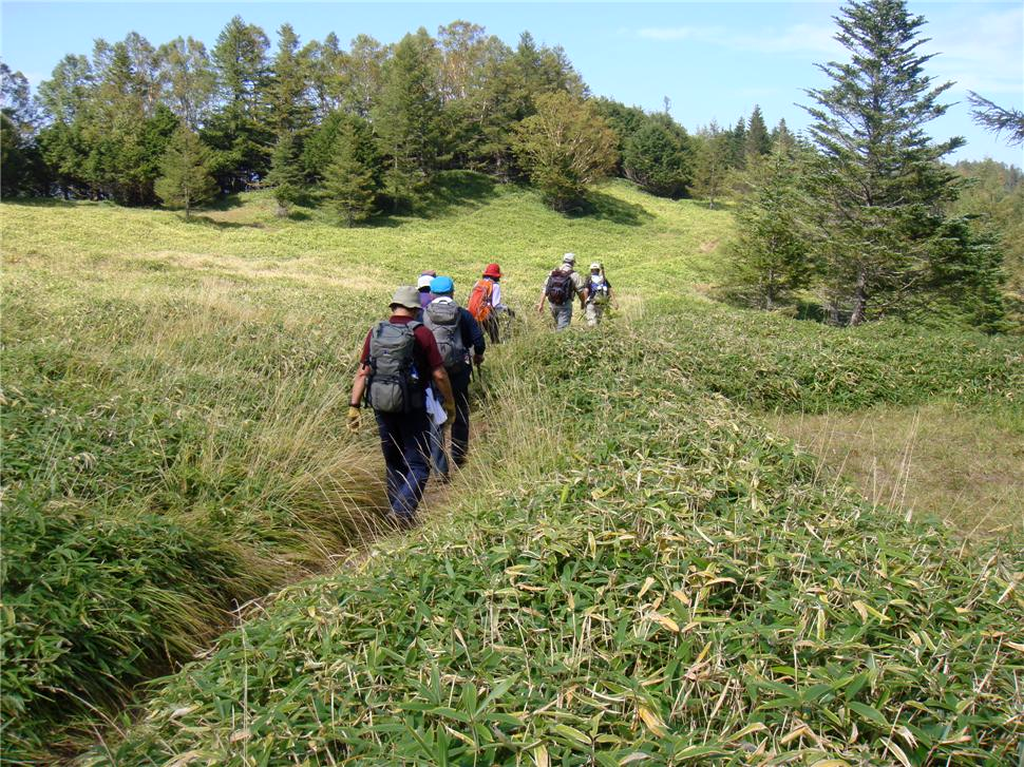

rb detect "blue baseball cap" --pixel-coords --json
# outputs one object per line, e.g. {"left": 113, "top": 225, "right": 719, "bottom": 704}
{"left": 430, "top": 275, "right": 454, "bottom": 295}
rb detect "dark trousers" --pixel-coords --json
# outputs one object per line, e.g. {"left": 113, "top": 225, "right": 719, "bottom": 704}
{"left": 430, "top": 367, "right": 471, "bottom": 476}
{"left": 374, "top": 407, "right": 431, "bottom": 524}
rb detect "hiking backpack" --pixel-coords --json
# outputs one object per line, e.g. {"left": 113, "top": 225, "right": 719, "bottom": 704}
{"left": 588, "top": 277, "right": 611, "bottom": 305}
{"left": 366, "top": 321, "right": 425, "bottom": 413}
{"left": 466, "top": 278, "right": 495, "bottom": 323}
{"left": 545, "top": 269, "right": 574, "bottom": 305}
{"left": 423, "top": 301, "right": 469, "bottom": 373}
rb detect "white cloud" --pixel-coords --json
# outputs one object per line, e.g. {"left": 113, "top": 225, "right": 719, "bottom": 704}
{"left": 637, "top": 22, "right": 843, "bottom": 56}
{"left": 927, "top": 7, "right": 1023, "bottom": 97}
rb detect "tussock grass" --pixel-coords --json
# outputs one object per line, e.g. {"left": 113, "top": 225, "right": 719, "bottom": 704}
{"left": 92, "top": 318, "right": 1023, "bottom": 765}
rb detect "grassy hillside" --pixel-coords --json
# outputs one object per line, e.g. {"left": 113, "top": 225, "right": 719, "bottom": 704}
{"left": 2, "top": 176, "right": 1022, "bottom": 762}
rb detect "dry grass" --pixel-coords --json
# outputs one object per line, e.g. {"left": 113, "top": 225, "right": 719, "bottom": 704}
{"left": 766, "top": 402, "right": 1024, "bottom": 538}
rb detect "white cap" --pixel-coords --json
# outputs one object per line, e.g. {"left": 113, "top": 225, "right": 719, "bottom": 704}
{"left": 562, "top": 252, "right": 576, "bottom": 264}
{"left": 417, "top": 274, "right": 433, "bottom": 290}
{"left": 590, "top": 262, "right": 602, "bottom": 271}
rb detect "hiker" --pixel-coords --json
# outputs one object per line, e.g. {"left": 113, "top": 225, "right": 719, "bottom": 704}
{"left": 467, "top": 263, "right": 509, "bottom": 344}
{"left": 416, "top": 270, "right": 437, "bottom": 313}
{"left": 537, "top": 252, "right": 586, "bottom": 331}
{"left": 584, "top": 262, "right": 614, "bottom": 327}
{"left": 424, "top": 275, "right": 485, "bottom": 479}
{"left": 348, "top": 286, "right": 455, "bottom": 526}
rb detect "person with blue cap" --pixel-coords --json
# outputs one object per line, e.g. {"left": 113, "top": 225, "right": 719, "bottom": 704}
{"left": 422, "top": 275, "right": 486, "bottom": 479}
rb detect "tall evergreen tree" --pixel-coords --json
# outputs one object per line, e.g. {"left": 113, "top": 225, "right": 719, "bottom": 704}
{"left": 803, "top": 0, "right": 974, "bottom": 326}
{"left": 154, "top": 124, "right": 219, "bottom": 218}
{"left": 324, "top": 120, "right": 378, "bottom": 226}
{"left": 726, "top": 142, "right": 814, "bottom": 309}
{"left": 266, "top": 130, "right": 304, "bottom": 216}
{"left": 267, "top": 24, "right": 313, "bottom": 136}
{"left": 622, "top": 113, "right": 692, "bottom": 198}
{"left": 745, "top": 105, "right": 771, "bottom": 159}
{"left": 727, "top": 116, "right": 747, "bottom": 169}
{"left": 206, "top": 16, "right": 272, "bottom": 189}
{"left": 373, "top": 29, "right": 443, "bottom": 210}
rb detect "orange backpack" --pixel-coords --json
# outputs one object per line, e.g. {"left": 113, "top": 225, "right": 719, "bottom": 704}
{"left": 467, "top": 278, "right": 495, "bottom": 323}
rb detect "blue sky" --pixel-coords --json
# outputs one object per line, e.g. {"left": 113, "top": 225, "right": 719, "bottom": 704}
{"left": 3, "top": 1, "right": 1022, "bottom": 166}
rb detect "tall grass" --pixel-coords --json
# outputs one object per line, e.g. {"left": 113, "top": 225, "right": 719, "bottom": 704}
{"left": 92, "top": 316, "right": 1023, "bottom": 765}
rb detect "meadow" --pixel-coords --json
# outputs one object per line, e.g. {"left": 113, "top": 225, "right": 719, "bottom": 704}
{"left": 1, "top": 175, "right": 1021, "bottom": 762}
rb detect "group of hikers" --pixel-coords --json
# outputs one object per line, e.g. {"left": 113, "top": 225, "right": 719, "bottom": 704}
{"left": 347, "top": 253, "right": 616, "bottom": 525}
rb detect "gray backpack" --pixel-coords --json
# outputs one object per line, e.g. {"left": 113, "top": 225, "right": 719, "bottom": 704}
{"left": 367, "top": 321, "right": 424, "bottom": 413}
{"left": 423, "top": 301, "right": 469, "bottom": 372}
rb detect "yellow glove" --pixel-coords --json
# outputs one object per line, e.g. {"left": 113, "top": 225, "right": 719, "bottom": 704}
{"left": 347, "top": 406, "right": 361, "bottom": 433}
{"left": 443, "top": 397, "right": 456, "bottom": 422}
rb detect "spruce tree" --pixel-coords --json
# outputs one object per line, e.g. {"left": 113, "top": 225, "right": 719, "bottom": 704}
{"left": 745, "top": 105, "right": 771, "bottom": 159}
{"left": 154, "top": 124, "right": 218, "bottom": 218}
{"left": 373, "top": 30, "right": 443, "bottom": 210}
{"left": 324, "top": 120, "right": 378, "bottom": 226}
{"left": 726, "top": 143, "right": 813, "bottom": 309}
{"left": 266, "top": 130, "right": 304, "bottom": 216}
{"left": 622, "top": 114, "right": 692, "bottom": 198}
{"left": 803, "top": 0, "right": 972, "bottom": 326}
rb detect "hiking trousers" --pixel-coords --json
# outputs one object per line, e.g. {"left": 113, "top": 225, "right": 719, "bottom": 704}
{"left": 430, "top": 367, "right": 471, "bottom": 477}
{"left": 549, "top": 301, "right": 573, "bottom": 330}
{"left": 374, "top": 408, "right": 432, "bottom": 525}
{"left": 585, "top": 302, "right": 606, "bottom": 327}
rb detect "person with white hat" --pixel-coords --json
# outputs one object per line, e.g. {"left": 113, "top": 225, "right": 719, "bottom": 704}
{"left": 537, "top": 252, "right": 586, "bottom": 330}
{"left": 584, "top": 261, "right": 614, "bottom": 327}
{"left": 348, "top": 285, "right": 455, "bottom": 526}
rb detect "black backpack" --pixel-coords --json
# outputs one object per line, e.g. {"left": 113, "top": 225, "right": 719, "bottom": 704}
{"left": 545, "top": 269, "right": 574, "bottom": 304}
{"left": 366, "top": 321, "right": 425, "bottom": 413}
{"left": 423, "top": 300, "right": 469, "bottom": 373}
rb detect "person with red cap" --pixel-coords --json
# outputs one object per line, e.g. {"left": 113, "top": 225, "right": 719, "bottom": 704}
{"left": 467, "top": 263, "right": 509, "bottom": 343}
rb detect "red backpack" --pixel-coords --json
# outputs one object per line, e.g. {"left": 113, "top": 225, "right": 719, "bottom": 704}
{"left": 467, "top": 278, "right": 495, "bottom": 322}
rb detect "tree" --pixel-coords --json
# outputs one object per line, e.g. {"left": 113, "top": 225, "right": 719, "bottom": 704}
{"left": 512, "top": 91, "right": 617, "bottom": 211}
{"left": 266, "top": 130, "right": 304, "bottom": 216}
{"left": 157, "top": 36, "right": 216, "bottom": 130}
{"left": 267, "top": 24, "right": 313, "bottom": 136}
{"left": 745, "top": 105, "right": 771, "bottom": 159}
{"left": 726, "top": 143, "right": 814, "bottom": 309}
{"left": 206, "top": 16, "right": 272, "bottom": 190}
{"left": 967, "top": 92, "right": 1024, "bottom": 147}
{"left": 802, "top": 0, "right": 972, "bottom": 326}
{"left": 622, "top": 114, "right": 692, "bottom": 198}
{"left": 154, "top": 124, "right": 219, "bottom": 218}
{"left": 690, "top": 124, "right": 729, "bottom": 208}
{"left": 727, "top": 116, "right": 747, "bottom": 169}
{"left": 324, "top": 119, "right": 378, "bottom": 225}
{"left": 373, "top": 29, "right": 443, "bottom": 210}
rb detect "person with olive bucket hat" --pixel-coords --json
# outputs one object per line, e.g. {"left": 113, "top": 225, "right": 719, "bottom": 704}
{"left": 348, "top": 286, "right": 455, "bottom": 525}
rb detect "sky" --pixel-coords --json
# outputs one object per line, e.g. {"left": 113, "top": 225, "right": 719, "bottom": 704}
{"left": 2, "top": 1, "right": 1022, "bottom": 167}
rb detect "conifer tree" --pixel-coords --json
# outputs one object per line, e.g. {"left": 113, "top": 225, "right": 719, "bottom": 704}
{"left": 745, "top": 105, "right": 771, "bottom": 159}
{"left": 324, "top": 120, "right": 378, "bottom": 226}
{"left": 803, "top": 0, "right": 975, "bottom": 326}
{"left": 373, "top": 29, "right": 443, "bottom": 210}
{"left": 726, "top": 142, "right": 813, "bottom": 309}
{"left": 266, "top": 130, "right": 304, "bottom": 216}
{"left": 154, "top": 124, "right": 218, "bottom": 218}
{"left": 622, "top": 114, "right": 691, "bottom": 198}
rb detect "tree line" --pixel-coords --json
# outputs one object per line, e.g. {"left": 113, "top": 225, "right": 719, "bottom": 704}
{"left": 1, "top": 19, "right": 771, "bottom": 217}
